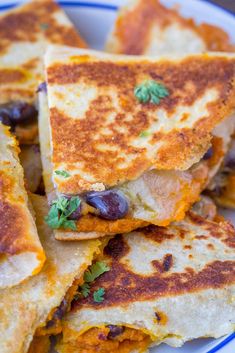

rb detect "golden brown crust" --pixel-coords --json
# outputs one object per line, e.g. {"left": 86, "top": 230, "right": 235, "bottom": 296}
{"left": 107, "top": 0, "right": 235, "bottom": 55}
{"left": 0, "top": 170, "right": 39, "bottom": 255}
{"left": 72, "top": 213, "right": 235, "bottom": 310}
{"left": 47, "top": 52, "right": 235, "bottom": 192}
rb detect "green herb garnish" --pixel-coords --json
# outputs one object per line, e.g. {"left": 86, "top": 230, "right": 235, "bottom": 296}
{"left": 45, "top": 196, "right": 81, "bottom": 230}
{"left": 84, "top": 262, "right": 110, "bottom": 283}
{"left": 139, "top": 130, "right": 151, "bottom": 138}
{"left": 54, "top": 170, "right": 70, "bottom": 178}
{"left": 134, "top": 80, "right": 169, "bottom": 104}
{"left": 74, "top": 262, "right": 110, "bottom": 301}
{"left": 40, "top": 23, "right": 49, "bottom": 30}
{"left": 80, "top": 283, "right": 90, "bottom": 298}
{"left": 93, "top": 288, "right": 105, "bottom": 303}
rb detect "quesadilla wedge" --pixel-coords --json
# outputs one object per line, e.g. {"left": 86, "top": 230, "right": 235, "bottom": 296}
{"left": 40, "top": 45, "right": 235, "bottom": 240}
{"left": 106, "top": 0, "right": 235, "bottom": 55}
{"left": 0, "top": 194, "right": 101, "bottom": 353}
{"left": 0, "top": 124, "right": 45, "bottom": 288}
{"left": 56, "top": 211, "right": 235, "bottom": 353}
{"left": 105, "top": 0, "right": 235, "bottom": 211}
{"left": 0, "top": 0, "right": 86, "bottom": 145}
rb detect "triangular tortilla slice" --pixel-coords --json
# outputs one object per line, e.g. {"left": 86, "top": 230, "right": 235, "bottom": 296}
{"left": 40, "top": 45, "right": 235, "bottom": 239}
{"left": 105, "top": 0, "right": 235, "bottom": 211}
{"left": 56, "top": 211, "right": 235, "bottom": 353}
{"left": 0, "top": 194, "right": 100, "bottom": 353}
{"left": 0, "top": 0, "right": 87, "bottom": 144}
{"left": 105, "top": 0, "right": 235, "bottom": 55}
{"left": 0, "top": 124, "right": 45, "bottom": 288}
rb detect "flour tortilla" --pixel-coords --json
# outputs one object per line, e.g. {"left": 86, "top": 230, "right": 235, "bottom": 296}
{"left": 0, "top": 124, "right": 45, "bottom": 288}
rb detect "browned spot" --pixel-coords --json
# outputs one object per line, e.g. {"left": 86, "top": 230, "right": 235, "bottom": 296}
{"left": 188, "top": 254, "right": 193, "bottom": 259}
{"left": 0, "top": 0, "right": 86, "bottom": 55}
{"left": 104, "top": 235, "right": 130, "bottom": 260}
{"left": 111, "top": 0, "right": 235, "bottom": 55}
{"left": 0, "top": 171, "right": 38, "bottom": 255}
{"left": 207, "top": 243, "right": 215, "bottom": 250}
{"left": 152, "top": 254, "right": 173, "bottom": 273}
{"left": 48, "top": 56, "right": 235, "bottom": 192}
{"left": 155, "top": 311, "right": 168, "bottom": 325}
{"left": 0, "top": 69, "right": 27, "bottom": 84}
{"left": 195, "top": 235, "right": 207, "bottom": 240}
{"left": 184, "top": 245, "right": 192, "bottom": 250}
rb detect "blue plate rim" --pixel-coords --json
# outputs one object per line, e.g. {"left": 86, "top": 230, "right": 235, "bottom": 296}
{"left": 0, "top": 0, "right": 234, "bottom": 352}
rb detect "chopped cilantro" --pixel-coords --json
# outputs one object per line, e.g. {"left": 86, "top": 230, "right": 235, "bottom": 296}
{"left": 40, "top": 23, "right": 49, "bottom": 30}
{"left": 80, "top": 283, "right": 90, "bottom": 298}
{"left": 54, "top": 170, "right": 70, "bottom": 178}
{"left": 139, "top": 130, "right": 151, "bottom": 138}
{"left": 93, "top": 288, "right": 105, "bottom": 303}
{"left": 74, "top": 262, "right": 110, "bottom": 301}
{"left": 45, "top": 196, "right": 81, "bottom": 230}
{"left": 84, "top": 261, "right": 110, "bottom": 283}
{"left": 134, "top": 80, "right": 169, "bottom": 104}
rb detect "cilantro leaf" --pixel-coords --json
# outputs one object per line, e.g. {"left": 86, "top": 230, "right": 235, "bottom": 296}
{"left": 93, "top": 288, "right": 105, "bottom": 303}
{"left": 54, "top": 170, "right": 70, "bottom": 178}
{"left": 134, "top": 80, "right": 169, "bottom": 104}
{"left": 139, "top": 130, "right": 151, "bottom": 138}
{"left": 84, "top": 262, "right": 110, "bottom": 283}
{"left": 80, "top": 283, "right": 90, "bottom": 298}
{"left": 45, "top": 196, "right": 80, "bottom": 230}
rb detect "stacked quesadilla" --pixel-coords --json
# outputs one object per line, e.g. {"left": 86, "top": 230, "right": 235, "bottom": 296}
{"left": 0, "top": 1, "right": 235, "bottom": 353}
{"left": 40, "top": 45, "right": 235, "bottom": 240}
{"left": 0, "top": 124, "right": 45, "bottom": 288}
{"left": 106, "top": 0, "right": 235, "bottom": 210}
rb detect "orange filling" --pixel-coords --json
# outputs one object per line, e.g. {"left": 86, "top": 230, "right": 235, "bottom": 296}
{"left": 36, "top": 276, "right": 84, "bottom": 337}
{"left": 61, "top": 327, "right": 151, "bottom": 353}
{"left": 28, "top": 335, "right": 50, "bottom": 353}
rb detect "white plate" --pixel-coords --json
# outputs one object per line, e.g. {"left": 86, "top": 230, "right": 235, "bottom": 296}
{"left": 1, "top": 1, "right": 234, "bottom": 352}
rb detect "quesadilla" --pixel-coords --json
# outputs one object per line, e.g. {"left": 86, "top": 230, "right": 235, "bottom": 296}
{"left": 0, "top": 0, "right": 86, "bottom": 144}
{"left": 39, "top": 45, "right": 235, "bottom": 240}
{"left": 0, "top": 124, "right": 45, "bottom": 288}
{"left": 106, "top": 0, "right": 235, "bottom": 55}
{"left": 106, "top": 0, "right": 235, "bottom": 211}
{"left": 0, "top": 194, "right": 101, "bottom": 353}
{"left": 56, "top": 211, "right": 235, "bottom": 353}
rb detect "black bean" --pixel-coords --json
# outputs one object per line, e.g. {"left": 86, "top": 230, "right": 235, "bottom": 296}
{"left": 107, "top": 325, "right": 124, "bottom": 339}
{"left": 85, "top": 190, "right": 129, "bottom": 220}
{"left": 10, "top": 102, "right": 37, "bottom": 124}
{"left": 203, "top": 147, "right": 213, "bottom": 160}
{"left": 0, "top": 101, "right": 37, "bottom": 125}
{"left": 0, "top": 111, "right": 14, "bottom": 129}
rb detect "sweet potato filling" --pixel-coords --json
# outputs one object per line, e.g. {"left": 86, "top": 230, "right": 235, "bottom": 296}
{"left": 35, "top": 277, "right": 84, "bottom": 337}
{"left": 62, "top": 326, "right": 151, "bottom": 353}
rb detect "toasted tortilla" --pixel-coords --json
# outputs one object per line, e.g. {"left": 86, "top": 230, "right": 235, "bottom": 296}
{"left": 0, "top": 124, "right": 45, "bottom": 288}
{"left": 106, "top": 0, "right": 235, "bottom": 55}
{"left": 0, "top": 0, "right": 86, "bottom": 144}
{"left": 57, "top": 212, "right": 235, "bottom": 353}
{"left": 40, "top": 46, "right": 235, "bottom": 238}
{"left": 105, "top": 0, "right": 235, "bottom": 211}
{"left": 0, "top": 194, "right": 100, "bottom": 353}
